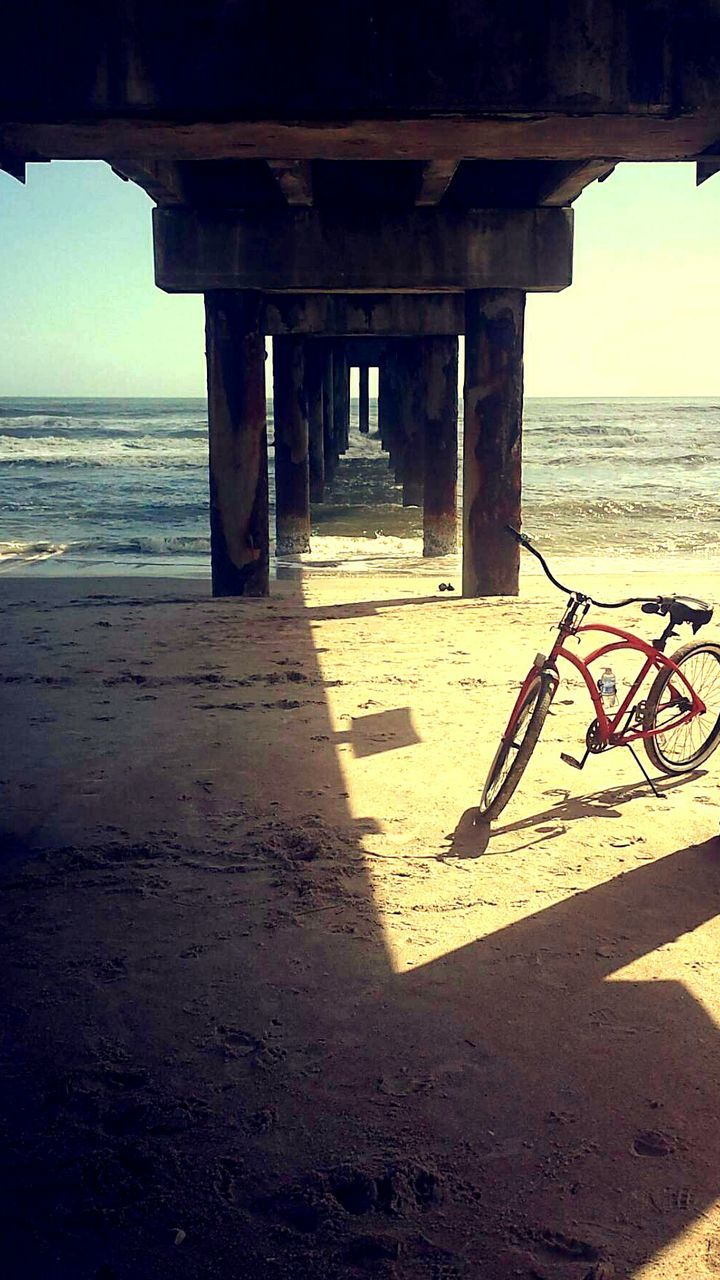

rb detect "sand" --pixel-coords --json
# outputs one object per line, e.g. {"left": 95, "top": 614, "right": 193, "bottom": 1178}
{"left": 1, "top": 566, "right": 719, "bottom": 1279}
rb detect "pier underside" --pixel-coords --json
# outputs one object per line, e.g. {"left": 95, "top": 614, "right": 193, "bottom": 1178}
{"left": 4, "top": 1, "right": 720, "bottom": 594}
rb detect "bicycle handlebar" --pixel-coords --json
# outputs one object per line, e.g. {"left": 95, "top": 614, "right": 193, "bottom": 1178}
{"left": 505, "top": 525, "right": 659, "bottom": 611}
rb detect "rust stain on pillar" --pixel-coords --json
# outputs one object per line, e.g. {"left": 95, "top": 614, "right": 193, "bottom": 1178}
{"left": 422, "top": 336, "right": 458, "bottom": 556}
{"left": 273, "top": 335, "right": 311, "bottom": 554}
{"left": 205, "top": 291, "right": 269, "bottom": 597}
{"left": 462, "top": 289, "right": 525, "bottom": 596}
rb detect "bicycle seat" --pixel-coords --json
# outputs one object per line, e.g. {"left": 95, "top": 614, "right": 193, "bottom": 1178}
{"left": 641, "top": 595, "right": 713, "bottom": 632}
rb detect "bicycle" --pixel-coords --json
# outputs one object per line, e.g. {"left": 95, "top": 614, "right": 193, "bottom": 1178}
{"left": 480, "top": 526, "right": 720, "bottom": 821}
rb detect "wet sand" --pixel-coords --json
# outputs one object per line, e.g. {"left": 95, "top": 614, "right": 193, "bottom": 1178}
{"left": 1, "top": 569, "right": 719, "bottom": 1279}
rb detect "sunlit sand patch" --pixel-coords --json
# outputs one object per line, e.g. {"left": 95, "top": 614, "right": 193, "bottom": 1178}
{"left": 302, "top": 573, "right": 720, "bottom": 986}
{"left": 606, "top": 941, "right": 720, "bottom": 1034}
{"left": 633, "top": 1207, "right": 720, "bottom": 1278}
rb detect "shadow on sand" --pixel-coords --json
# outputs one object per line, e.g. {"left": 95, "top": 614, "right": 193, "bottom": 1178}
{"left": 1, "top": 580, "right": 719, "bottom": 1278}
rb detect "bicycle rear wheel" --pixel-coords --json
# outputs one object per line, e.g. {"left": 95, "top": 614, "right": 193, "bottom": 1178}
{"left": 643, "top": 640, "right": 720, "bottom": 774}
{"left": 480, "top": 672, "right": 555, "bottom": 821}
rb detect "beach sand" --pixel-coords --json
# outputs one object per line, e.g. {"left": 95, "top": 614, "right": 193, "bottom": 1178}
{"left": 1, "top": 568, "right": 719, "bottom": 1279}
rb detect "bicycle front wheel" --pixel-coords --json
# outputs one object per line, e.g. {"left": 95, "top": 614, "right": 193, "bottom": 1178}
{"left": 643, "top": 640, "right": 720, "bottom": 774}
{"left": 480, "top": 672, "right": 555, "bottom": 821}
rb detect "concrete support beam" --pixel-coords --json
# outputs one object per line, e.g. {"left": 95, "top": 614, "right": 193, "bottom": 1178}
{"left": 462, "top": 290, "right": 525, "bottom": 597}
{"left": 205, "top": 291, "right": 269, "bottom": 597}
{"left": 267, "top": 160, "right": 313, "bottom": 206}
{"left": 423, "top": 338, "right": 458, "bottom": 556}
{"left": 154, "top": 207, "right": 573, "bottom": 293}
{"left": 416, "top": 160, "right": 459, "bottom": 205}
{"left": 273, "top": 336, "right": 311, "bottom": 554}
{"left": 261, "top": 293, "right": 464, "bottom": 337}
{"left": 358, "top": 365, "right": 370, "bottom": 435}
{"left": 306, "top": 343, "right": 325, "bottom": 503}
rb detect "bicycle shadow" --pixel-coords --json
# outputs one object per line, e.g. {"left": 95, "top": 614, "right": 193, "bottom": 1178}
{"left": 442, "top": 770, "right": 708, "bottom": 861}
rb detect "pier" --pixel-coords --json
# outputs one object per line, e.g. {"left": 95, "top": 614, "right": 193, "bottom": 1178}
{"left": 4, "top": 9, "right": 720, "bottom": 1278}
{"left": 4, "top": 1, "right": 720, "bottom": 595}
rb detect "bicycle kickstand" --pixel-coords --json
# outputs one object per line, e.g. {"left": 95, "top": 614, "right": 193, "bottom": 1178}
{"left": 627, "top": 743, "right": 663, "bottom": 799}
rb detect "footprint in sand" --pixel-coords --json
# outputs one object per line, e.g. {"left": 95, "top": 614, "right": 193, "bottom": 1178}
{"left": 632, "top": 1129, "right": 675, "bottom": 1157}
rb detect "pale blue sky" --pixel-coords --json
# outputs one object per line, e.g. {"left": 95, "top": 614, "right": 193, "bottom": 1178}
{"left": 0, "top": 160, "right": 719, "bottom": 397}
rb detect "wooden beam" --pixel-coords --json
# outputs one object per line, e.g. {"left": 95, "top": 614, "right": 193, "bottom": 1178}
{"left": 3, "top": 114, "right": 720, "bottom": 163}
{"left": 322, "top": 349, "right": 337, "bottom": 484}
{"left": 273, "top": 336, "right": 311, "bottom": 553}
{"left": 267, "top": 160, "right": 313, "bottom": 206}
{"left": 538, "top": 159, "right": 616, "bottom": 205}
{"left": 422, "top": 337, "right": 458, "bottom": 557}
{"left": 205, "top": 292, "right": 269, "bottom": 597}
{"left": 358, "top": 365, "right": 370, "bottom": 435}
{"left": 462, "top": 290, "right": 525, "bottom": 597}
{"left": 397, "top": 344, "right": 424, "bottom": 508}
{"left": 378, "top": 349, "right": 402, "bottom": 474}
{"left": 416, "top": 160, "right": 460, "bottom": 205}
{"left": 305, "top": 343, "right": 325, "bottom": 502}
{"left": 110, "top": 158, "right": 185, "bottom": 205}
{"left": 333, "top": 346, "right": 350, "bottom": 454}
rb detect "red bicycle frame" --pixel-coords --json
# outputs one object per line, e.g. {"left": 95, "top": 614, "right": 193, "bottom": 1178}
{"left": 505, "top": 597, "right": 706, "bottom": 750}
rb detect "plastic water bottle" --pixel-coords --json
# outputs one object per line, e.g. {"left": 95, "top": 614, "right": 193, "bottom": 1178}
{"left": 597, "top": 667, "right": 617, "bottom": 708}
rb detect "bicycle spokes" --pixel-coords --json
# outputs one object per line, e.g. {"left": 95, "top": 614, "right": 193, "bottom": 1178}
{"left": 655, "top": 653, "right": 720, "bottom": 763}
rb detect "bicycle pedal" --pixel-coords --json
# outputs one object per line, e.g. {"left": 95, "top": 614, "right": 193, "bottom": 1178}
{"left": 560, "top": 752, "right": 584, "bottom": 770}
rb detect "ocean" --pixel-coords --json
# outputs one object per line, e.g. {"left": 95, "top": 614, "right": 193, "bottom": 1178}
{"left": 1, "top": 396, "right": 719, "bottom": 579}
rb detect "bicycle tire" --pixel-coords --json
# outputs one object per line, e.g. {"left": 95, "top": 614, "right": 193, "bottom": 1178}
{"left": 643, "top": 640, "right": 720, "bottom": 774}
{"left": 479, "top": 673, "right": 555, "bottom": 821}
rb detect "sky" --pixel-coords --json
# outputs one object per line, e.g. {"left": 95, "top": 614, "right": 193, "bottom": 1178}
{"left": 1, "top": 160, "right": 720, "bottom": 397}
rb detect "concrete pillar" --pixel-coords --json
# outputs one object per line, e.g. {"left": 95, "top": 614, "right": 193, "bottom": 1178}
{"left": 273, "top": 335, "right": 311, "bottom": 554}
{"left": 333, "top": 345, "right": 350, "bottom": 454}
{"left": 205, "top": 291, "right": 269, "bottom": 597}
{"left": 358, "top": 365, "right": 370, "bottom": 435}
{"left": 397, "top": 343, "right": 424, "bottom": 507}
{"left": 322, "top": 348, "right": 337, "bottom": 484}
{"left": 305, "top": 342, "right": 325, "bottom": 503}
{"left": 462, "top": 289, "right": 525, "bottom": 596}
{"left": 422, "top": 337, "right": 458, "bottom": 556}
